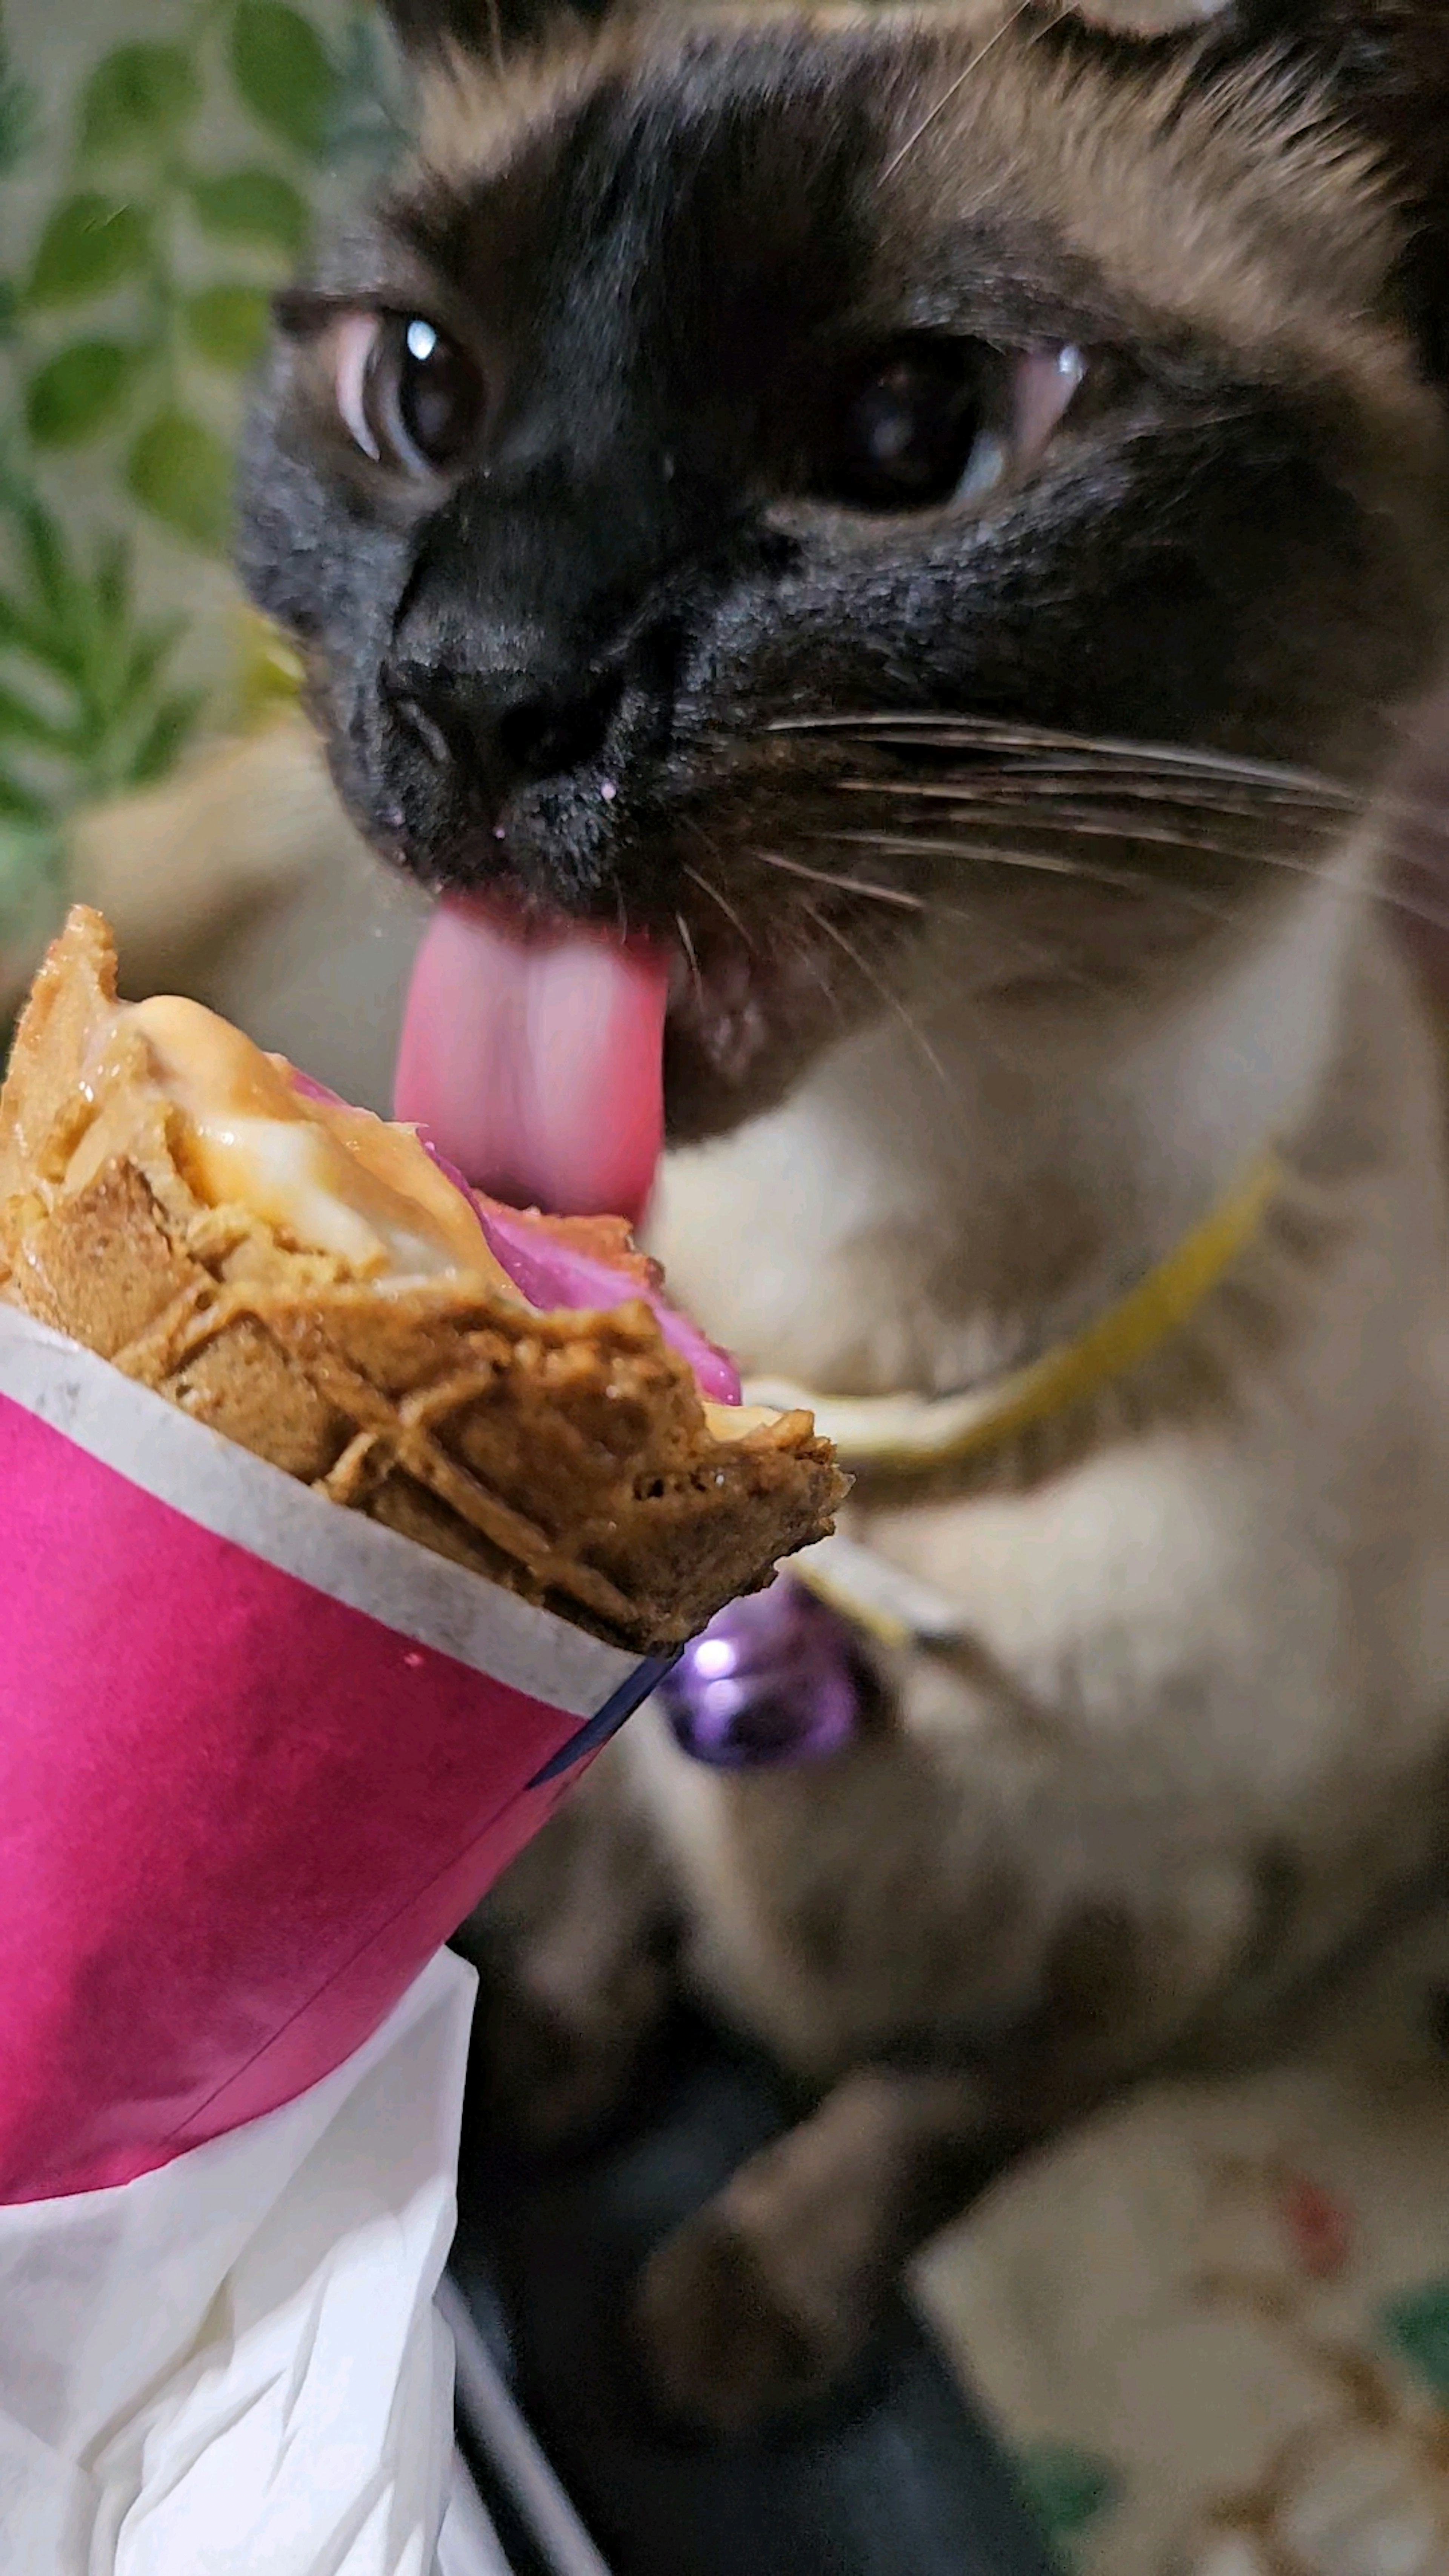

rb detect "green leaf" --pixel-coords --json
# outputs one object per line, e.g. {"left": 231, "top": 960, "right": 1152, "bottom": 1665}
{"left": 79, "top": 45, "right": 201, "bottom": 161}
{"left": 91, "top": 532, "right": 132, "bottom": 634}
{"left": 1381, "top": 2281, "right": 1449, "bottom": 2401}
{"left": 126, "top": 412, "right": 234, "bottom": 555}
{"left": 0, "top": 773, "right": 52, "bottom": 827}
{"left": 111, "top": 616, "right": 185, "bottom": 724}
{"left": 0, "top": 591, "right": 56, "bottom": 668}
{"left": 68, "top": 535, "right": 139, "bottom": 721}
{"left": 126, "top": 686, "right": 207, "bottom": 787}
{"left": 186, "top": 283, "right": 271, "bottom": 372}
{"left": 230, "top": 1, "right": 336, "bottom": 158}
{"left": 1014, "top": 2442, "right": 1121, "bottom": 2544}
{"left": 0, "top": 679, "right": 72, "bottom": 753}
{"left": 326, "top": 9, "right": 408, "bottom": 171}
{"left": 24, "top": 194, "right": 151, "bottom": 309}
{"left": 26, "top": 340, "right": 146, "bottom": 448}
{"left": 12, "top": 496, "right": 75, "bottom": 626}
{"left": 0, "top": 819, "right": 63, "bottom": 966}
{"left": 0, "top": 65, "right": 37, "bottom": 182}
{"left": 189, "top": 168, "right": 307, "bottom": 257}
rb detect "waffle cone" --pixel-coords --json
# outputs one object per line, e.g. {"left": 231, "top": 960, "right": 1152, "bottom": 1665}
{"left": 0, "top": 909, "right": 846, "bottom": 1654}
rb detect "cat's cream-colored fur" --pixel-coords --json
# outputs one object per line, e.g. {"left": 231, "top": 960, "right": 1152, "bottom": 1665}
{"left": 641, "top": 854, "right": 1449, "bottom": 2089}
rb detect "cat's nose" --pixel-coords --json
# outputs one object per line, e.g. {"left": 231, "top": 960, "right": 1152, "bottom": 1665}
{"left": 387, "top": 661, "right": 624, "bottom": 801}
{"left": 497, "top": 679, "right": 621, "bottom": 780}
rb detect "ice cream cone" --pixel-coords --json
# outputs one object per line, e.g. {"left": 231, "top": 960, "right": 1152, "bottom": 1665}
{"left": 0, "top": 907, "right": 844, "bottom": 1654}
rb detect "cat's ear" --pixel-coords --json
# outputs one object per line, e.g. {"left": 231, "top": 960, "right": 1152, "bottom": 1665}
{"left": 1213, "top": 4, "right": 1449, "bottom": 391}
{"left": 380, "top": 0, "right": 614, "bottom": 63}
{"left": 1064, "top": 1, "right": 1449, "bottom": 390}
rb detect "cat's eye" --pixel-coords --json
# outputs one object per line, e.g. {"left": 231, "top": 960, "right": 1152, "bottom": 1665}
{"left": 332, "top": 311, "right": 485, "bottom": 475}
{"left": 817, "top": 340, "right": 1084, "bottom": 514}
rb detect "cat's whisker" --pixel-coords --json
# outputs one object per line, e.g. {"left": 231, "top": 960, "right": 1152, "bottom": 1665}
{"left": 681, "top": 857, "right": 752, "bottom": 946}
{"left": 832, "top": 773, "right": 1351, "bottom": 827}
{"left": 674, "top": 907, "right": 704, "bottom": 1006}
{"left": 789, "top": 924, "right": 854, "bottom": 1024}
{"left": 811, "top": 818, "right": 1449, "bottom": 946}
{"left": 1358, "top": 879, "right": 1449, "bottom": 945}
{"left": 830, "top": 832, "right": 1090, "bottom": 880}
{"left": 769, "top": 704, "right": 1329, "bottom": 768}
{"left": 880, "top": 0, "right": 1035, "bottom": 183}
{"left": 808, "top": 827, "right": 1231, "bottom": 917}
{"left": 826, "top": 806, "right": 1338, "bottom": 872}
{"left": 822, "top": 753, "right": 1449, "bottom": 913}
{"left": 799, "top": 895, "right": 954, "bottom": 1092}
{"left": 764, "top": 712, "right": 1360, "bottom": 806}
{"left": 749, "top": 844, "right": 929, "bottom": 911}
{"left": 1361, "top": 785, "right": 1449, "bottom": 849}
{"left": 851, "top": 763, "right": 1449, "bottom": 861}
{"left": 766, "top": 847, "right": 1119, "bottom": 981}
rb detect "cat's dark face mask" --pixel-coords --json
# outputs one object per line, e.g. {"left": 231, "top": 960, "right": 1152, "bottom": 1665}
{"left": 238, "top": 0, "right": 1449, "bottom": 1175}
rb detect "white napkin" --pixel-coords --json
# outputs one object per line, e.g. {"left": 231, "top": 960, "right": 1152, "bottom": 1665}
{"left": 0, "top": 1948, "right": 476, "bottom": 2576}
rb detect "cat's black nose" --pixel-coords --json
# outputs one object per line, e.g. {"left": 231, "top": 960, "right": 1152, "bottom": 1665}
{"left": 387, "top": 661, "right": 624, "bottom": 804}
{"left": 497, "top": 681, "right": 620, "bottom": 780}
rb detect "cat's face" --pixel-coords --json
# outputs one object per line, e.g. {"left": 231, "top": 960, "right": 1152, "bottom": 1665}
{"left": 239, "top": 0, "right": 1449, "bottom": 1143}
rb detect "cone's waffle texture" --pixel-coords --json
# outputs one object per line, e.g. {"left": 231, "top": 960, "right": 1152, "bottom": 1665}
{"left": 0, "top": 909, "right": 845, "bottom": 1653}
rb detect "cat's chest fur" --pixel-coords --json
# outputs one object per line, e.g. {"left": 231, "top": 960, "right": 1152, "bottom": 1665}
{"left": 630, "top": 900, "right": 1449, "bottom": 2078}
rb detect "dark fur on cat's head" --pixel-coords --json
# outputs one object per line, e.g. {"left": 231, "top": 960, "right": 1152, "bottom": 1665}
{"left": 238, "top": 0, "right": 1449, "bottom": 1141}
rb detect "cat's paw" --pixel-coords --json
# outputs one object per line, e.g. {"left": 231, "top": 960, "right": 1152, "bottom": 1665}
{"left": 472, "top": 1927, "right": 670, "bottom": 2143}
{"left": 634, "top": 2199, "right": 864, "bottom": 2436}
{"left": 474, "top": 1983, "right": 622, "bottom": 2148}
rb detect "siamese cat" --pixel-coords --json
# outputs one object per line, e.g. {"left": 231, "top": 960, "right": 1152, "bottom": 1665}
{"left": 238, "top": 0, "right": 1449, "bottom": 2432}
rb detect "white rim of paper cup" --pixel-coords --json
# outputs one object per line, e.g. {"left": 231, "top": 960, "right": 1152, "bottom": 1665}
{"left": 0, "top": 1302, "right": 649, "bottom": 1718}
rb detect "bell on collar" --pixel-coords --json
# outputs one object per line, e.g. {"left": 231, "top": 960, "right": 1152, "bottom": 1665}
{"left": 658, "top": 1579, "right": 865, "bottom": 1771}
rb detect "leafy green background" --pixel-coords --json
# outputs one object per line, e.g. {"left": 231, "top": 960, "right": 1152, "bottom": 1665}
{"left": 0, "top": 0, "right": 401, "bottom": 973}
{"left": 1013, "top": 2439, "right": 1119, "bottom": 2564}
{"left": 1380, "top": 2276, "right": 1449, "bottom": 2403}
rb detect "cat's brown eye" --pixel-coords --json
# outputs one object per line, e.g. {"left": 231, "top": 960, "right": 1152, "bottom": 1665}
{"left": 817, "top": 339, "right": 1084, "bottom": 514}
{"left": 333, "top": 312, "right": 485, "bottom": 475}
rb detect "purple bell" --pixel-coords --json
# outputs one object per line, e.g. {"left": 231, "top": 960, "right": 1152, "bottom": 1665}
{"left": 658, "top": 1579, "right": 864, "bottom": 1770}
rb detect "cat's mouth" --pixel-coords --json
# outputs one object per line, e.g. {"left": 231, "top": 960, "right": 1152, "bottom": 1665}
{"left": 394, "top": 893, "right": 674, "bottom": 1222}
{"left": 393, "top": 810, "right": 913, "bottom": 1218}
{"left": 391, "top": 747, "right": 898, "bottom": 1214}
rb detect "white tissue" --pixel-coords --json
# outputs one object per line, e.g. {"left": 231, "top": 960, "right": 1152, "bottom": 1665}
{"left": 0, "top": 1949, "right": 476, "bottom": 2576}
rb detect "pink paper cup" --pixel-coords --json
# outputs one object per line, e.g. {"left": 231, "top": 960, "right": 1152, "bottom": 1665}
{"left": 0, "top": 1303, "right": 672, "bottom": 2204}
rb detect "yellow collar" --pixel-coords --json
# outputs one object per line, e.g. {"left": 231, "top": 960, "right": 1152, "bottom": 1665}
{"left": 744, "top": 1147, "right": 1282, "bottom": 1480}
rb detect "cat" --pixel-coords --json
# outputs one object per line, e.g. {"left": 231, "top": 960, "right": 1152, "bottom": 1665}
{"left": 238, "top": 0, "right": 1449, "bottom": 2433}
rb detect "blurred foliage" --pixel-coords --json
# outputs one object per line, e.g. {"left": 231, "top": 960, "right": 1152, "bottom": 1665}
{"left": 13, "top": 1, "right": 349, "bottom": 551}
{"left": 0, "top": 0, "right": 400, "bottom": 963}
{"left": 1013, "top": 2440, "right": 1121, "bottom": 2560}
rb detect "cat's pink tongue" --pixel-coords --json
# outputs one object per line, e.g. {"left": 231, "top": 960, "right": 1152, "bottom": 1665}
{"left": 394, "top": 897, "right": 668, "bottom": 1222}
